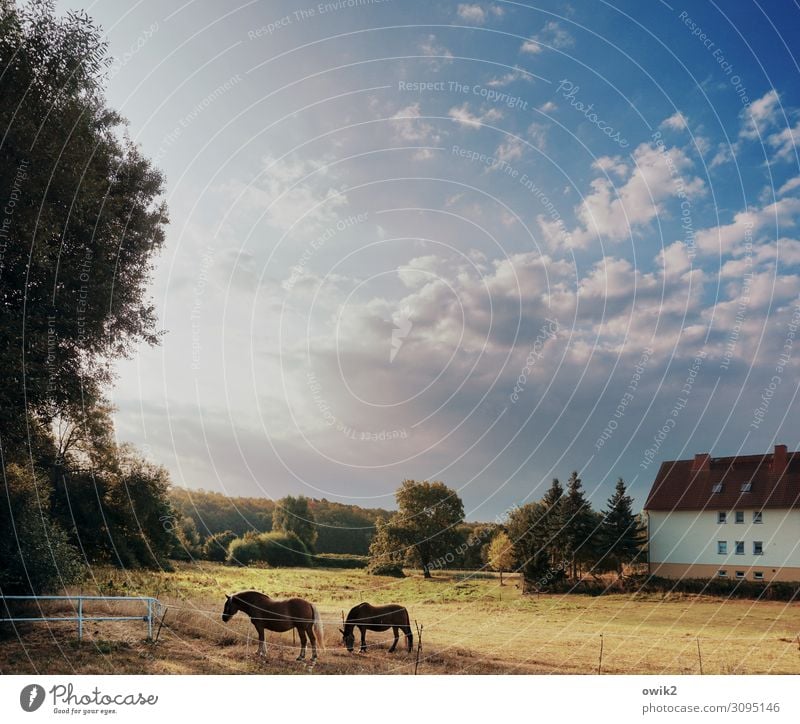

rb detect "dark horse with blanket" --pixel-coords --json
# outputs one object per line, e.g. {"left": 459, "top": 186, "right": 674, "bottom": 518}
{"left": 222, "top": 591, "right": 324, "bottom": 660}
{"left": 340, "top": 602, "right": 412, "bottom": 653}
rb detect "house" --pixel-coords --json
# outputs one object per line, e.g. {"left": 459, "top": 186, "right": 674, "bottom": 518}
{"left": 644, "top": 445, "right": 800, "bottom": 582}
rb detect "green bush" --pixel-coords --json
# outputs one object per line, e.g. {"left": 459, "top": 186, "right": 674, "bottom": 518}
{"left": 226, "top": 533, "right": 262, "bottom": 566}
{"left": 258, "top": 531, "right": 311, "bottom": 567}
{"left": 367, "top": 560, "right": 406, "bottom": 577}
{"left": 226, "top": 531, "right": 311, "bottom": 567}
{"left": 203, "top": 530, "right": 237, "bottom": 562}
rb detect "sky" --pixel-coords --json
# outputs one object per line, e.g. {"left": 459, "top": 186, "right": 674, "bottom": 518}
{"left": 58, "top": 0, "right": 800, "bottom": 520}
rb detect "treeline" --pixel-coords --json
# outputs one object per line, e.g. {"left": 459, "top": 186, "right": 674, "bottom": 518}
{"left": 367, "top": 476, "right": 646, "bottom": 588}
{"left": 169, "top": 488, "right": 392, "bottom": 556}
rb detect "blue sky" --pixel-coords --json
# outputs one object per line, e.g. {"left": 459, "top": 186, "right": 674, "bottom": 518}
{"left": 60, "top": 0, "right": 800, "bottom": 519}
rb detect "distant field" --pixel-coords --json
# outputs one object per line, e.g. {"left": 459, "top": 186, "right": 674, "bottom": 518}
{"left": 2, "top": 562, "right": 799, "bottom": 675}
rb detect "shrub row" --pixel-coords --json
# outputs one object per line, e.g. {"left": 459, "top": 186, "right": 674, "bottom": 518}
{"left": 227, "top": 531, "right": 311, "bottom": 567}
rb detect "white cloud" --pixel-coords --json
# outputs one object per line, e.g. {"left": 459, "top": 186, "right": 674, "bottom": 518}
{"left": 391, "top": 102, "right": 441, "bottom": 143}
{"left": 767, "top": 121, "right": 799, "bottom": 163}
{"left": 419, "top": 33, "right": 453, "bottom": 68}
{"left": 456, "top": 3, "right": 503, "bottom": 23}
{"left": 778, "top": 176, "right": 800, "bottom": 196}
{"left": 570, "top": 142, "right": 705, "bottom": 247}
{"left": 695, "top": 196, "right": 800, "bottom": 256}
{"left": 226, "top": 155, "right": 347, "bottom": 233}
{"left": 661, "top": 111, "right": 688, "bottom": 131}
{"left": 521, "top": 21, "right": 575, "bottom": 55}
{"left": 527, "top": 122, "right": 548, "bottom": 150}
{"left": 495, "top": 136, "right": 526, "bottom": 164}
{"left": 486, "top": 67, "right": 533, "bottom": 87}
{"left": 739, "top": 89, "right": 780, "bottom": 140}
{"left": 448, "top": 103, "right": 504, "bottom": 129}
{"left": 592, "top": 155, "right": 628, "bottom": 178}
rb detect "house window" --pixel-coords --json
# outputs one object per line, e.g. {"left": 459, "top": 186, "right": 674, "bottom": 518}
{"left": 712, "top": 483, "right": 723, "bottom": 493}
{"left": 735, "top": 541, "right": 744, "bottom": 555}
{"left": 735, "top": 511, "right": 744, "bottom": 524}
{"left": 735, "top": 571, "right": 746, "bottom": 579}
{"left": 753, "top": 511, "right": 763, "bottom": 524}
{"left": 741, "top": 482, "right": 752, "bottom": 492}
{"left": 753, "top": 541, "right": 763, "bottom": 555}
{"left": 718, "top": 570, "right": 728, "bottom": 578}
{"left": 717, "top": 511, "right": 727, "bottom": 524}
{"left": 718, "top": 541, "right": 727, "bottom": 555}
{"left": 754, "top": 571, "right": 764, "bottom": 580}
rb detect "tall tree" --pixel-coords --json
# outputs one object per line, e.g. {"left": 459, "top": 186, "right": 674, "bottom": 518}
{"left": 366, "top": 516, "right": 405, "bottom": 577}
{"left": 599, "top": 478, "right": 646, "bottom": 577}
{"left": 0, "top": 0, "right": 168, "bottom": 448}
{"left": 561, "top": 471, "right": 597, "bottom": 579}
{"left": 391, "top": 480, "right": 465, "bottom": 578}
{"left": 507, "top": 501, "right": 552, "bottom": 590}
{"left": 272, "top": 495, "right": 318, "bottom": 553}
{"left": 541, "top": 477, "right": 565, "bottom": 566}
{"left": 486, "top": 530, "right": 515, "bottom": 585}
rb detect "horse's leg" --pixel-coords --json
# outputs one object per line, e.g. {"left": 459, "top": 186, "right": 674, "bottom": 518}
{"left": 307, "top": 623, "right": 318, "bottom": 661}
{"left": 403, "top": 624, "right": 413, "bottom": 653}
{"left": 256, "top": 623, "right": 266, "bottom": 657}
{"left": 296, "top": 626, "right": 307, "bottom": 661}
{"left": 389, "top": 626, "right": 399, "bottom": 653}
{"left": 359, "top": 626, "right": 367, "bottom": 653}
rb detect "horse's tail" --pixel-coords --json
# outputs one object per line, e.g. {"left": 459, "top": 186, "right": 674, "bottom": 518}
{"left": 312, "top": 604, "right": 325, "bottom": 650}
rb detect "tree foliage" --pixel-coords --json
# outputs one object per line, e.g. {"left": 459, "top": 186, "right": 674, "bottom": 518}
{"left": 0, "top": 463, "right": 84, "bottom": 594}
{"left": 272, "top": 495, "right": 318, "bottom": 552}
{"left": 487, "top": 531, "right": 515, "bottom": 585}
{"left": 1, "top": 0, "right": 167, "bottom": 443}
{"left": 598, "top": 478, "right": 646, "bottom": 576}
{"left": 226, "top": 531, "right": 311, "bottom": 567}
{"left": 368, "top": 480, "right": 465, "bottom": 578}
{"left": 509, "top": 473, "right": 646, "bottom": 591}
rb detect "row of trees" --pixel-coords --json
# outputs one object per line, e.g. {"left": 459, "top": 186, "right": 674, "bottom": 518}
{"left": 169, "top": 488, "right": 392, "bottom": 556}
{"left": 367, "top": 476, "right": 646, "bottom": 587}
{"left": 508, "top": 474, "right": 646, "bottom": 588}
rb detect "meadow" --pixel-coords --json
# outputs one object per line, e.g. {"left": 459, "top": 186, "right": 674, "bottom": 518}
{"left": 2, "top": 562, "right": 799, "bottom": 675}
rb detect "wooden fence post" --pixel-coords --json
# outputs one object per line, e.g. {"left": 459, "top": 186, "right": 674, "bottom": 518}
{"left": 597, "top": 634, "right": 604, "bottom": 674}
{"left": 696, "top": 638, "right": 703, "bottom": 675}
{"left": 154, "top": 606, "right": 168, "bottom": 644}
{"left": 414, "top": 620, "right": 423, "bottom": 675}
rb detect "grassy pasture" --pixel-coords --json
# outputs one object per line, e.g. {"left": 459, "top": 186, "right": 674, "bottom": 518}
{"left": 2, "top": 562, "right": 799, "bottom": 675}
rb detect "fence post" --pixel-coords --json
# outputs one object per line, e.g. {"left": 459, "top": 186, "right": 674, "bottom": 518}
{"left": 78, "top": 597, "right": 83, "bottom": 642}
{"left": 696, "top": 638, "right": 703, "bottom": 675}
{"left": 147, "top": 599, "right": 153, "bottom": 641}
{"left": 414, "top": 620, "right": 423, "bottom": 675}
{"left": 597, "top": 634, "right": 603, "bottom": 674}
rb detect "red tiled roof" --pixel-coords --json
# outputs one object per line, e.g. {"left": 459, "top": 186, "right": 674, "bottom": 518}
{"left": 644, "top": 445, "right": 800, "bottom": 511}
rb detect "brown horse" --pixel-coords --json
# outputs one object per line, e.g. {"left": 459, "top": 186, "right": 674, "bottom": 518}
{"left": 339, "top": 602, "right": 413, "bottom": 653}
{"left": 222, "top": 591, "right": 324, "bottom": 660}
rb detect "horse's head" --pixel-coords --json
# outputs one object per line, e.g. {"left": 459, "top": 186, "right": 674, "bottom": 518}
{"left": 339, "top": 625, "right": 355, "bottom": 652}
{"left": 222, "top": 594, "right": 238, "bottom": 623}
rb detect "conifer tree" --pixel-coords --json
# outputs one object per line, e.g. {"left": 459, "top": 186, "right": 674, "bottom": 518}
{"left": 561, "top": 471, "right": 596, "bottom": 579}
{"left": 600, "top": 478, "right": 646, "bottom": 577}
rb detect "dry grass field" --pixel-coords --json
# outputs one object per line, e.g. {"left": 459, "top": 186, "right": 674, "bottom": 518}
{"left": 2, "top": 562, "right": 800, "bottom": 675}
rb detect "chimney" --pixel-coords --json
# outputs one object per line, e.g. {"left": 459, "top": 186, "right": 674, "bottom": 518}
{"left": 691, "top": 453, "right": 710, "bottom": 472}
{"left": 773, "top": 444, "right": 788, "bottom": 475}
